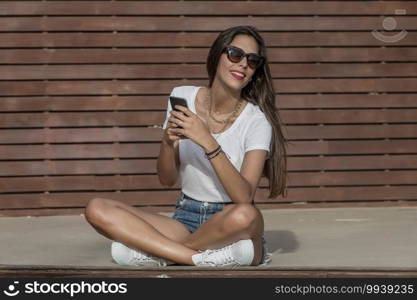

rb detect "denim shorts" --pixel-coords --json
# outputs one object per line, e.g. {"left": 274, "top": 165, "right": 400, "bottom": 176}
{"left": 171, "top": 191, "right": 271, "bottom": 265}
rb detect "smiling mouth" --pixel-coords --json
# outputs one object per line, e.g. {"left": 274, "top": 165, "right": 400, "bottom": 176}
{"left": 230, "top": 72, "right": 245, "bottom": 81}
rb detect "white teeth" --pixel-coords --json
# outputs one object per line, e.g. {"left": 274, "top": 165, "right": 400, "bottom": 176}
{"left": 231, "top": 72, "right": 244, "bottom": 78}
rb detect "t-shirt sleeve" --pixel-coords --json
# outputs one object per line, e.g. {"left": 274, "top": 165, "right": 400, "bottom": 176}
{"left": 244, "top": 115, "right": 272, "bottom": 158}
{"left": 162, "top": 87, "right": 177, "bottom": 130}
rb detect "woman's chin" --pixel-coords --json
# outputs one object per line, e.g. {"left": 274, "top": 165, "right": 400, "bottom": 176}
{"left": 226, "top": 79, "right": 245, "bottom": 90}
{"left": 216, "top": 76, "right": 245, "bottom": 92}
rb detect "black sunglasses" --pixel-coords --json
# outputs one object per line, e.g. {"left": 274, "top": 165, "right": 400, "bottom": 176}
{"left": 223, "top": 45, "right": 265, "bottom": 69}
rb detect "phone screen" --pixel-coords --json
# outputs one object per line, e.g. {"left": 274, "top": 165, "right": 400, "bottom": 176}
{"left": 168, "top": 96, "right": 188, "bottom": 138}
{"left": 169, "top": 96, "right": 188, "bottom": 111}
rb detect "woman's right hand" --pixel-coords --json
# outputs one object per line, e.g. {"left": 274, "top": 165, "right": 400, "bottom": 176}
{"left": 162, "top": 114, "right": 183, "bottom": 146}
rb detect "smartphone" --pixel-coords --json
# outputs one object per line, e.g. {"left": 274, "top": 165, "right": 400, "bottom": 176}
{"left": 168, "top": 96, "right": 188, "bottom": 138}
{"left": 169, "top": 96, "right": 188, "bottom": 112}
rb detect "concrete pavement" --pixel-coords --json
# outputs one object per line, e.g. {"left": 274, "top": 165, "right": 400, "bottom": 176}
{"left": 0, "top": 206, "right": 416, "bottom": 270}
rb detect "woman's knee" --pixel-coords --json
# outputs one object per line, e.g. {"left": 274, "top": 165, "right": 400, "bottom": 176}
{"left": 85, "top": 198, "right": 113, "bottom": 227}
{"left": 224, "top": 204, "right": 263, "bottom": 233}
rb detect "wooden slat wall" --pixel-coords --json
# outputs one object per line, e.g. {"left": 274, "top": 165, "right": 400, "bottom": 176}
{"left": 1, "top": 1, "right": 417, "bottom": 216}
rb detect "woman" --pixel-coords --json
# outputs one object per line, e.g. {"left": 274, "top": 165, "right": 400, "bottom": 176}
{"left": 85, "top": 25, "right": 287, "bottom": 267}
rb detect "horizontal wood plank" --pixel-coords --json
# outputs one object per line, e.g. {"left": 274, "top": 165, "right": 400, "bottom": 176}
{"left": 277, "top": 94, "right": 417, "bottom": 109}
{"left": 286, "top": 124, "right": 417, "bottom": 139}
{"left": 1, "top": 140, "right": 417, "bottom": 160}
{"left": 1, "top": 124, "right": 417, "bottom": 144}
{"left": 1, "top": 32, "right": 416, "bottom": 47}
{"left": 0, "top": 16, "right": 416, "bottom": 31}
{"left": 1, "top": 155, "right": 417, "bottom": 177}
{"left": 1, "top": 48, "right": 417, "bottom": 64}
{"left": 1, "top": 109, "right": 417, "bottom": 128}
{"left": 2, "top": 200, "right": 417, "bottom": 218}
{"left": 2, "top": 94, "right": 417, "bottom": 112}
{"left": 1, "top": 266, "right": 416, "bottom": 278}
{"left": 0, "top": 79, "right": 416, "bottom": 97}
{"left": 2, "top": 63, "right": 417, "bottom": 80}
{"left": 1, "top": 1, "right": 416, "bottom": 16}
{"left": 1, "top": 171, "right": 417, "bottom": 193}
{"left": 1, "top": 186, "right": 417, "bottom": 209}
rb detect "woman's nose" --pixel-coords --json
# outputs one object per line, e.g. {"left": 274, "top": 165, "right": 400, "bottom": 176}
{"left": 238, "top": 57, "right": 249, "bottom": 68}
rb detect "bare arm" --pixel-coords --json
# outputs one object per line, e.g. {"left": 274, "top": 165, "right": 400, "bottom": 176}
{"left": 202, "top": 138, "right": 268, "bottom": 204}
{"left": 157, "top": 128, "right": 181, "bottom": 187}
{"left": 167, "top": 104, "right": 269, "bottom": 203}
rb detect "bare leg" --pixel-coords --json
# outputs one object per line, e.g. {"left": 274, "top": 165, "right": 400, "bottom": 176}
{"left": 182, "top": 204, "right": 265, "bottom": 265}
{"left": 85, "top": 198, "right": 197, "bottom": 265}
{"left": 87, "top": 198, "right": 191, "bottom": 242}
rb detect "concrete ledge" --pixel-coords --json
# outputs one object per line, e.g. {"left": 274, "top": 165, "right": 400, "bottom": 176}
{"left": 1, "top": 206, "right": 416, "bottom": 277}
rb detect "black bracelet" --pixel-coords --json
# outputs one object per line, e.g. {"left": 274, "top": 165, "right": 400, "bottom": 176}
{"left": 205, "top": 145, "right": 223, "bottom": 160}
{"left": 207, "top": 149, "right": 223, "bottom": 160}
{"left": 205, "top": 145, "right": 221, "bottom": 156}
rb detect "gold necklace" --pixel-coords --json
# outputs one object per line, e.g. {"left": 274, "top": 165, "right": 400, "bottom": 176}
{"left": 205, "top": 88, "right": 242, "bottom": 126}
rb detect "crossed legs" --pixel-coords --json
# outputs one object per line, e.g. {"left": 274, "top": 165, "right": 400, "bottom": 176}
{"left": 84, "top": 197, "right": 264, "bottom": 266}
{"left": 182, "top": 203, "right": 265, "bottom": 265}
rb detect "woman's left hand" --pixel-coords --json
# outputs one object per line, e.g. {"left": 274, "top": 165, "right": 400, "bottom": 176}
{"left": 168, "top": 105, "right": 213, "bottom": 148}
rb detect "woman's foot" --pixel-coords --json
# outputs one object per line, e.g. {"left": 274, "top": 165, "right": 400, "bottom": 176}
{"left": 111, "top": 241, "right": 173, "bottom": 267}
{"left": 191, "top": 239, "right": 254, "bottom": 267}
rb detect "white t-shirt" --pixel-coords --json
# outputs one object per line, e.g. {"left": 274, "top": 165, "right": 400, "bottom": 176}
{"left": 162, "top": 85, "right": 272, "bottom": 203}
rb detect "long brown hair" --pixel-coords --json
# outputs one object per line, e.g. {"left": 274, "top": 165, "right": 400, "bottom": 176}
{"left": 206, "top": 25, "right": 288, "bottom": 199}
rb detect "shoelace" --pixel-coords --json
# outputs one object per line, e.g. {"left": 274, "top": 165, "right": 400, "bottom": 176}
{"left": 129, "top": 249, "right": 167, "bottom": 266}
{"left": 200, "top": 246, "right": 239, "bottom": 267}
{"left": 262, "top": 252, "right": 272, "bottom": 265}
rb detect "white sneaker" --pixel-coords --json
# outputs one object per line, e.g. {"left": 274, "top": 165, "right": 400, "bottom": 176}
{"left": 111, "top": 241, "right": 172, "bottom": 267}
{"left": 191, "top": 239, "right": 254, "bottom": 267}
